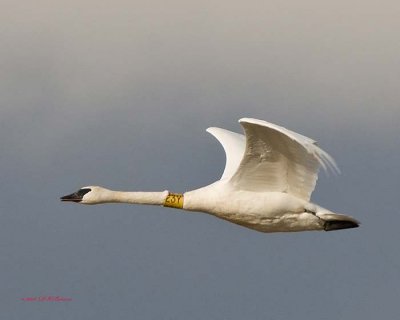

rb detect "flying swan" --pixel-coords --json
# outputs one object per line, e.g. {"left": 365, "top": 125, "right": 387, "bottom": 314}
{"left": 61, "top": 118, "right": 359, "bottom": 233}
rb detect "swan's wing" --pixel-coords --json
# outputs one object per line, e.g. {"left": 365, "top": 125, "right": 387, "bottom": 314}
{"left": 228, "top": 118, "right": 339, "bottom": 201}
{"left": 206, "top": 127, "right": 246, "bottom": 180}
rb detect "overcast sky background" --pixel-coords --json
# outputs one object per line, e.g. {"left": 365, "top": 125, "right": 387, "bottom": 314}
{"left": 1, "top": 0, "right": 400, "bottom": 319}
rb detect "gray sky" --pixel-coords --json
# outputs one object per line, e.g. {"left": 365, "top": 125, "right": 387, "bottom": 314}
{"left": 1, "top": 0, "right": 400, "bottom": 319}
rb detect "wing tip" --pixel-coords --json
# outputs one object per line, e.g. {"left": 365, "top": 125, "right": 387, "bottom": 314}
{"left": 316, "top": 149, "right": 341, "bottom": 176}
{"left": 206, "top": 127, "right": 235, "bottom": 137}
{"left": 206, "top": 127, "right": 217, "bottom": 134}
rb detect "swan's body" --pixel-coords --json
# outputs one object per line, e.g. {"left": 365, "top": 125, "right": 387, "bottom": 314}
{"left": 61, "top": 118, "right": 359, "bottom": 233}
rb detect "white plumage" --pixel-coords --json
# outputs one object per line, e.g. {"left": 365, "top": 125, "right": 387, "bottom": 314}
{"left": 229, "top": 118, "right": 339, "bottom": 200}
{"left": 61, "top": 118, "right": 359, "bottom": 233}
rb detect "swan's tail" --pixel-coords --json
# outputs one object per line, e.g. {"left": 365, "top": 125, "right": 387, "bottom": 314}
{"left": 318, "top": 213, "right": 360, "bottom": 231}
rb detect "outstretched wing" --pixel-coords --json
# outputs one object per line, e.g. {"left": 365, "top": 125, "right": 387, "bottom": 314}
{"left": 206, "top": 127, "right": 246, "bottom": 180}
{"left": 228, "top": 118, "right": 339, "bottom": 201}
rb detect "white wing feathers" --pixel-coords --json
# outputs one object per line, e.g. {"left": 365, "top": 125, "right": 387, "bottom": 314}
{"left": 206, "top": 127, "right": 245, "bottom": 180}
{"left": 207, "top": 118, "right": 339, "bottom": 201}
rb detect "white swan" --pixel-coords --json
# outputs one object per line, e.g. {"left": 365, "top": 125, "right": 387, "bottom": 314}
{"left": 61, "top": 118, "right": 359, "bottom": 233}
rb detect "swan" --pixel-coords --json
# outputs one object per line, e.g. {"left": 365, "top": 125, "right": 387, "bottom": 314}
{"left": 61, "top": 118, "right": 359, "bottom": 233}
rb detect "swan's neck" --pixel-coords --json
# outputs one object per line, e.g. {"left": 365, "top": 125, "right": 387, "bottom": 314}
{"left": 102, "top": 190, "right": 169, "bottom": 205}
{"left": 96, "top": 189, "right": 185, "bottom": 209}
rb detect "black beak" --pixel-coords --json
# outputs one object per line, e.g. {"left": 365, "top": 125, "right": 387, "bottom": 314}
{"left": 60, "top": 192, "right": 82, "bottom": 202}
{"left": 60, "top": 188, "right": 91, "bottom": 203}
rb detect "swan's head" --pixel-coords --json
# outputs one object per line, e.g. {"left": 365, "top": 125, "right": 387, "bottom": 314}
{"left": 60, "top": 186, "right": 109, "bottom": 204}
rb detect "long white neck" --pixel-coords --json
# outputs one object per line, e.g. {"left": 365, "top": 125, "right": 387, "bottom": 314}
{"left": 81, "top": 186, "right": 185, "bottom": 208}
{"left": 99, "top": 189, "right": 170, "bottom": 205}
